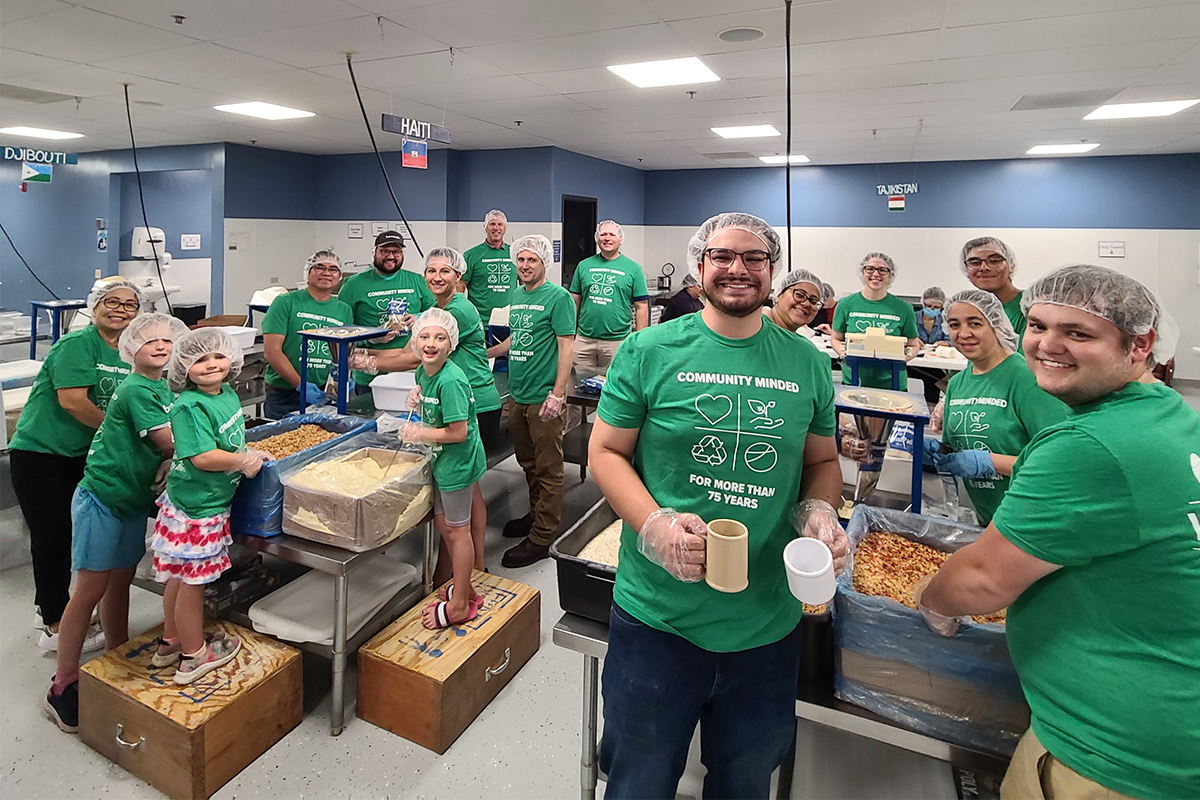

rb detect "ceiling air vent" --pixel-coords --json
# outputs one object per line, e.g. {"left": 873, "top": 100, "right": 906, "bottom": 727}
{"left": 0, "top": 83, "right": 76, "bottom": 104}
{"left": 1010, "top": 90, "right": 1119, "bottom": 111}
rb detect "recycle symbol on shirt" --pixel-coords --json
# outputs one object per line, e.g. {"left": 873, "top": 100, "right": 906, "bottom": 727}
{"left": 691, "top": 435, "right": 728, "bottom": 466}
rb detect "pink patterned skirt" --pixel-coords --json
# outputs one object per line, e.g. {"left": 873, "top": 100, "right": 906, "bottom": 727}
{"left": 151, "top": 494, "right": 232, "bottom": 586}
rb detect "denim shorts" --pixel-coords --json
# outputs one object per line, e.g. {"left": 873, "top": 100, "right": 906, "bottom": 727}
{"left": 71, "top": 487, "right": 149, "bottom": 572}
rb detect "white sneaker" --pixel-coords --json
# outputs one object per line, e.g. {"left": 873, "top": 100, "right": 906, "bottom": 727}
{"left": 38, "top": 622, "right": 104, "bottom": 654}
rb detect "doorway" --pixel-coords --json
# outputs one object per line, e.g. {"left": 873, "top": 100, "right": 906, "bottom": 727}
{"left": 560, "top": 195, "right": 597, "bottom": 289}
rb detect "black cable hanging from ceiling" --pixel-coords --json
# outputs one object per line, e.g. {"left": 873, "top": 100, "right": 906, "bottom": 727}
{"left": 0, "top": 220, "right": 60, "bottom": 300}
{"left": 784, "top": 0, "right": 794, "bottom": 269}
{"left": 346, "top": 52, "right": 424, "bottom": 258}
{"left": 123, "top": 83, "right": 172, "bottom": 314}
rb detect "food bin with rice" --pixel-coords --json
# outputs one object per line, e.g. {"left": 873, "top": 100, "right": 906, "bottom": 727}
{"left": 279, "top": 433, "right": 433, "bottom": 552}
{"left": 231, "top": 414, "right": 374, "bottom": 537}
{"left": 834, "top": 504, "right": 1029, "bottom": 755}
{"left": 551, "top": 498, "right": 624, "bottom": 623}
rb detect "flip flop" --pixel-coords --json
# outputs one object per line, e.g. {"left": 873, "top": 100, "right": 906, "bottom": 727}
{"left": 424, "top": 598, "right": 480, "bottom": 630}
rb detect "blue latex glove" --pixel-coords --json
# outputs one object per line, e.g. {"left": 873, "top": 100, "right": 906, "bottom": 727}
{"left": 921, "top": 437, "right": 943, "bottom": 465}
{"left": 935, "top": 449, "right": 998, "bottom": 479}
{"left": 303, "top": 382, "right": 327, "bottom": 406}
{"left": 346, "top": 379, "right": 356, "bottom": 396}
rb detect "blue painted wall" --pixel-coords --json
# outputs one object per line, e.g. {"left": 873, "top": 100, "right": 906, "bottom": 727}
{"left": 449, "top": 147, "right": 553, "bottom": 223}
{"left": 314, "top": 149, "right": 451, "bottom": 221}
{"left": 644, "top": 154, "right": 1200, "bottom": 230}
{"left": 118, "top": 169, "right": 213, "bottom": 259}
{"left": 224, "top": 144, "right": 316, "bottom": 220}
{"left": 550, "top": 148, "right": 644, "bottom": 224}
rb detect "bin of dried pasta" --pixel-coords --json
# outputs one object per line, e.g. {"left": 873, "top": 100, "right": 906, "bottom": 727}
{"left": 231, "top": 413, "right": 374, "bottom": 538}
{"left": 279, "top": 434, "right": 432, "bottom": 552}
{"left": 833, "top": 504, "right": 1028, "bottom": 756}
{"left": 551, "top": 498, "right": 622, "bottom": 623}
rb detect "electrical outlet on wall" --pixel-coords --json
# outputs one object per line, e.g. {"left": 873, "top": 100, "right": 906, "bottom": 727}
{"left": 181, "top": 234, "right": 201, "bottom": 250}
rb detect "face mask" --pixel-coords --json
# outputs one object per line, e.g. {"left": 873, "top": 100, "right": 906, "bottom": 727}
{"left": 922, "top": 306, "right": 941, "bottom": 318}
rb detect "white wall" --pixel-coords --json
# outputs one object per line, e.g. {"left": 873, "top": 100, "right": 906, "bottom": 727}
{"left": 119, "top": 257, "right": 211, "bottom": 310}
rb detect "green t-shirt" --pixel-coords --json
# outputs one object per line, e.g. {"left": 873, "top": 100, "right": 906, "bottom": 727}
{"left": 598, "top": 315, "right": 837, "bottom": 652}
{"left": 165, "top": 385, "right": 246, "bottom": 519}
{"left": 942, "top": 354, "right": 1068, "bottom": 524}
{"left": 10, "top": 325, "right": 130, "bottom": 457}
{"left": 832, "top": 292, "right": 919, "bottom": 390}
{"left": 992, "top": 382, "right": 1200, "bottom": 800}
{"left": 506, "top": 280, "right": 576, "bottom": 405}
{"left": 1003, "top": 291, "right": 1026, "bottom": 353}
{"left": 569, "top": 253, "right": 650, "bottom": 340}
{"left": 337, "top": 267, "right": 436, "bottom": 384}
{"left": 78, "top": 373, "right": 174, "bottom": 519}
{"left": 416, "top": 361, "right": 486, "bottom": 493}
{"left": 445, "top": 293, "right": 502, "bottom": 414}
{"left": 261, "top": 290, "right": 354, "bottom": 390}
{"left": 462, "top": 242, "right": 515, "bottom": 324}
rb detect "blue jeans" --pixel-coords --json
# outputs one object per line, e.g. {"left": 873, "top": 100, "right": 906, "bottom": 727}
{"left": 600, "top": 603, "right": 801, "bottom": 799}
{"left": 264, "top": 386, "right": 300, "bottom": 420}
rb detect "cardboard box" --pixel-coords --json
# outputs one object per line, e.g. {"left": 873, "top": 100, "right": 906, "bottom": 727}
{"left": 357, "top": 571, "right": 540, "bottom": 753}
{"left": 79, "top": 622, "right": 301, "bottom": 800}
{"left": 193, "top": 314, "right": 250, "bottom": 328}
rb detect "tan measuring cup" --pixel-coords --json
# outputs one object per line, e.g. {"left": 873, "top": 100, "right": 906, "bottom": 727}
{"left": 705, "top": 518, "right": 749, "bottom": 593}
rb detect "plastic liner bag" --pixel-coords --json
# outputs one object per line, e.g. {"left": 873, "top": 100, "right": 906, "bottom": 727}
{"left": 279, "top": 432, "right": 432, "bottom": 552}
{"left": 833, "top": 504, "right": 1029, "bottom": 755}
{"left": 231, "top": 413, "right": 374, "bottom": 537}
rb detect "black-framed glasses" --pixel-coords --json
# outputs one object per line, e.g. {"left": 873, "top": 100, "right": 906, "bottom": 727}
{"left": 311, "top": 263, "right": 342, "bottom": 274}
{"left": 789, "top": 288, "right": 822, "bottom": 306}
{"left": 704, "top": 248, "right": 771, "bottom": 272}
{"left": 964, "top": 254, "right": 1007, "bottom": 270}
{"left": 862, "top": 265, "right": 891, "bottom": 276}
{"left": 100, "top": 297, "right": 140, "bottom": 312}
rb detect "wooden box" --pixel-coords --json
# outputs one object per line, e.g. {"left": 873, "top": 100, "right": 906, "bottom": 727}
{"left": 357, "top": 570, "right": 540, "bottom": 753}
{"left": 79, "top": 621, "right": 302, "bottom": 800}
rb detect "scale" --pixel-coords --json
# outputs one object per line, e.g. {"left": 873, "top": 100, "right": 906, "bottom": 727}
{"left": 657, "top": 262, "right": 675, "bottom": 291}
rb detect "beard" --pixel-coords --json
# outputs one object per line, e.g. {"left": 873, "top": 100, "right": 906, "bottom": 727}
{"left": 374, "top": 255, "right": 402, "bottom": 274}
{"left": 704, "top": 277, "right": 771, "bottom": 318}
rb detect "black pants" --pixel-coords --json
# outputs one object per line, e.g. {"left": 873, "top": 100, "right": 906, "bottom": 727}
{"left": 264, "top": 386, "right": 301, "bottom": 420}
{"left": 907, "top": 365, "right": 947, "bottom": 405}
{"left": 9, "top": 449, "right": 87, "bottom": 626}
{"left": 477, "top": 408, "right": 503, "bottom": 453}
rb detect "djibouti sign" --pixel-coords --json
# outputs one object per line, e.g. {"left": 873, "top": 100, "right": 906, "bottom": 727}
{"left": 381, "top": 113, "right": 451, "bottom": 144}
{"left": 3, "top": 146, "right": 78, "bottom": 165}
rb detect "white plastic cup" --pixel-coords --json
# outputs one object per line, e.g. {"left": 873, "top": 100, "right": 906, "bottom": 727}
{"left": 783, "top": 538, "right": 836, "bottom": 605}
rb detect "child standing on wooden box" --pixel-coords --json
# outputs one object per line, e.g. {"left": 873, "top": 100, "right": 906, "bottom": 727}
{"left": 400, "top": 309, "right": 487, "bottom": 629}
{"left": 44, "top": 314, "right": 188, "bottom": 732}
{"left": 152, "top": 329, "right": 271, "bottom": 684}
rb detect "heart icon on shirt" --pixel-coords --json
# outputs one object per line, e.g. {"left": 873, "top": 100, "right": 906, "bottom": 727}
{"left": 695, "top": 394, "right": 733, "bottom": 426}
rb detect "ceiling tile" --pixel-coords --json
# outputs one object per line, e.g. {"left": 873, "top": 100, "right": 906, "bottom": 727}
{"left": 930, "top": 39, "right": 1200, "bottom": 84}
{"left": 13, "top": 64, "right": 178, "bottom": 99}
{"left": 81, "top": 0, "right": 368, "bottom": 41}
{"left": 944, "top": 0, "right": 1200, "bottom": 28}
{"left": 464, "top": 22, "right": 694, "bottom": 73}
{"left": 0, "top": 0, "right": 71, "bottom": 25}
{"left": 215, "top": 14, "right": 447, "bottom": 69}
{"left": 313, "top": 49, "right": 504, "bottom": 89}
{"left": 392, "top": 74, "right": 555, "bottom": 106}
{"left": 522, "top": 67, "right": 636, "bottom": 95}
{"left": 390, "top": 0, "right": 662, "bottom": 48}
{"left": 186, "top": 67, "right": 351, "bottom": 105}
{"left": 94, "top": 44, "right": 297, "bottom": 86}
{"left": 0, "top": 49, "right": 76, "bottom": 79}
{"left": 567, "top": 81, "right": 744, "bottom": 111}
{"left": 641, "top": 0, "right": 783, "bottom": 22}
{"left": 0, "top": 7, "right": 198, "bottom": 63}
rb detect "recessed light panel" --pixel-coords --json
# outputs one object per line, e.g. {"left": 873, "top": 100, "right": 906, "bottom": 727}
{"left": 760, "top": 155, "right": 810, "bottom": 164}
{"left": 213, "top": 102, "right": 315, "bottom": 120}
{"left": 1084, "top": 99, "right": 1199, "bottom": 120}
{"left": 607, "top": 57, "right": 720, "bottom": 88}
{"left": 712, "top": 125, "right": 780, "bottom": 139}
{"left": 1026, "top": 143, "right": 1100, "bottom": 155}
{"left": 0, "top": 126, "right": 84, "bottom": 140}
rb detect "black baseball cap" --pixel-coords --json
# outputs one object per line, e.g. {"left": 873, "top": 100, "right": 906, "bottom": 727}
{"left": 374, "top": 230, "right": 405, "bottom": 248}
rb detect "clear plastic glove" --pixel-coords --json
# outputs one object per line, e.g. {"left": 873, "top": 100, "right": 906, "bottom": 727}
{"left": 929, "top": 398, "right": 945, "bottom": 433}
{"left": 400, "top": 422, "right": 433, "bottom": 443}
{"left": 839, "top": 433, "right": 869, "bottom": 462}
{"left": 303, "top": 382, "right": 327, "bottom": 406}
{"left": 231, "top": 449, "right": 273, "bottom": 478}
{"left": 791, "top": 499, "right": 849, "bottom": 575}
{"left": 349, "top": 351, "right": 380, "bottom": 375}
{"left": 912, "top": 575, "right": 968, "bottom": 637}
{"left": 539, "top": 392, "right": 565, "bottom": 421}
{"left": 153, "top": 460, "right": 171, "bottom": 493}
{"left": 407, "top": 386, "right": 422, "bottom": 410}
{"left": 935, "top": 449, "right": 998, "bottom": 479}
{"left": 637, "top": 508, "right": 708, "bottom": 582}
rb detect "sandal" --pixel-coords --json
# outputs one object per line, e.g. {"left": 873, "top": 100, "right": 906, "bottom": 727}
{"left": 422, "top": 597, "right": 481, "bottom": 630}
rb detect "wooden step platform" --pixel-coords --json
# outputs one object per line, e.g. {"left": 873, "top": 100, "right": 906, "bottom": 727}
{"left": 79, "top": 620, "right": 302, "bottom": 800}
{"left": 357, "top": 570, "right": 540, "bottom": 753}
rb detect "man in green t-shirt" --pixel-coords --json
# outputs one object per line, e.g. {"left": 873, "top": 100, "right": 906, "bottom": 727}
{"left": 337, "top": 230, "right": 434, "bottom": 387}
{"left": 461, "top": 209, "right": 515, "bottom": 339}
{"left": 916, "top": 265, "right": 1198, "bottom": 800}
{"left": 960, "top": 236, "right": 1026, "bottom": 350}
{"left": 590, "top": 213, "right": 849, "bottom": 798}
{"left": 568, "top": 220, "right": 650, "bottom": 374}
{"left": 830, "top": 252, "right": 920, "bottom": 390}
{"left": 489, "top": 234, "right": 575, "bottom": 568}
{"left": 261, "top": 250, "right": 354, "bottom": 419}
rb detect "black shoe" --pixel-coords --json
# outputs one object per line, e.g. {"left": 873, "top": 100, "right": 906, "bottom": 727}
{"left": 502, "top": 514, "right": 533, "bottom": 539}
{"left": 501, "top": 538, "right": 551, "bottom": 568}
{"left": 44, "top": 681, "right": 79, "bottom": 733}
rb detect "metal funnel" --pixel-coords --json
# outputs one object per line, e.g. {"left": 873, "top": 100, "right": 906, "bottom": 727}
{"left": 839, "top": 389, "right": 915, "bottom": 503}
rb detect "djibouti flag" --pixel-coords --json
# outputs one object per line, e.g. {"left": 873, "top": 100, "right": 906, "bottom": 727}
{"left": 21, "top": 163, "right": 52, "bottom": 183}
{"left": 887, "top": 195, "right": 904, "bottom": 211}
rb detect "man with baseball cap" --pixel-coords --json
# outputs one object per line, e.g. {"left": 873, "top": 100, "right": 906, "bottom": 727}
{"left": 338, "top": 230, "right": 436, "bottom": 388}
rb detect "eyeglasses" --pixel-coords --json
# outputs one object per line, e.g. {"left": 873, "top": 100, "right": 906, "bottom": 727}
{"left": 862, "top": 266, "right": 891, "bottom": 276}
{"left": 964, "top": 254, "right": 1007, "bottom": 270}
{"left": 788, "top": 288, "right": 822, "bottom": 306}
{"left": 377, "top": 248, "right": 402, "bottom": 257}
{"left": 100, "top": 298, "right": 140, "bottom": 312}
{"left": 311, "top": 264, "right": 341, "bottom": 274}
{"left": 704, "top": 248, "right": 771, "bottom": 271}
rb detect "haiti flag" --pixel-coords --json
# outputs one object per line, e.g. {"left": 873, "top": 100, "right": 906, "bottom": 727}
{"left": 402, "top": 138, "right": 427, "bottom": 169}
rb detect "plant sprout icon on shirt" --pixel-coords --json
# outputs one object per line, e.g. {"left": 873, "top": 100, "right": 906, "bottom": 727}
{"left": 747, "top": 399, "right": 784, "bottom": 430}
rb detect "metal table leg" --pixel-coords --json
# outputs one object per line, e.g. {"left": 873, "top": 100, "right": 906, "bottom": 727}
{"left": 331, "top": 573, "right": 349, "bottom": 735}
{"left": 423, "top": 519, "right": 436, "bottom": 595}
{"left": 581, "top": 654, "right": 599, "bottom": 800}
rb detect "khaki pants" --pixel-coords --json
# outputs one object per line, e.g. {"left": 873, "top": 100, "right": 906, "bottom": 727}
{"left": 507, "top": 398, "right": 565, "bottom": 546}
{"left": 1001, "top": 728, "right": 1136, "bottom": 800}
{"left": 573, "top": 335, "right": 623, "bottom": 375}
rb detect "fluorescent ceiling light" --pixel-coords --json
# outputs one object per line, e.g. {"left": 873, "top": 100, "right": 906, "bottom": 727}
{"left": 712, "top": 124, "right": 780, "bottom": 139}
{"left": 213, "top": 101, "right": 315, "bottom": 120}
{"left": 1084, "top": 99, "right": 1199, "bottom": 120}
{"left": 1026, "top": 143, "right": 1100, "bottom": 155}
{"left": 760, "top": 154, "right": 810, "bottom": 164}
{"left": 607, "top": 57, "right": 719, "bottom": 88}
{"left": 0, "top": 126, "right": 84, "bottom": 140}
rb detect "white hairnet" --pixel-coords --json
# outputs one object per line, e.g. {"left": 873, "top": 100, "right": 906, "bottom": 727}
{"left": 595, "top": 220, "right": 625, "bottom": 245}
{"left": 167, "top": 327, "right": 244, "bottom": 393}
{"left": 960, "top": 236, "right": 1017, "bottom": 277}
{"left": 944, "top": 289, "right": 1020, "bottom": 352}
{"left": 410, "top": 307, "right": 460, "bottom": 353}
{"left": 922, "top": 286, "right": 946, "bottom": 304}
{"left": 821, "top": 282, "right": 835, "bottom": 299}
{"left": 511, "top": 234, "right": 553, "bottom": 267}
{"left": 859, "top": 252, "right": 896, "bottom": 288}
{"left": 685, "top": 213, "right": 782, "bottom": 275}
{"left": 117, "top": 312, "right": 189, "bottom": 365}
{"left": 484, "top": 209, "right": 508, "bottom": 226}
{"left": 1150, "top": 309, "right": 1179, "bottom": 368}
{"left": 681, "top": 273, "right": 699, "bottom": 289}
{"left": 87, "top": 277, "right": 146, "bottom": 313}
{"left": 779, "top": 269, "right": 824, "bottom": 297}
{"left": 305, "top": 249, "right": 341, "bottom": 279}
{"left": 426, "top": 247, "right": 465, "bottom": 275}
